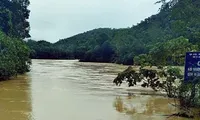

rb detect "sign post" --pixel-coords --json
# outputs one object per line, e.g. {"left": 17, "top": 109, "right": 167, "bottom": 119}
{"left": 184, "top": 52, "right": 200, "bottom": 82}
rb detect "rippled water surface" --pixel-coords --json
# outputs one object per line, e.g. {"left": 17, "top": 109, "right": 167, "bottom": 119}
{"left": 0, "top": 60, "right": 190, "bottom": 120}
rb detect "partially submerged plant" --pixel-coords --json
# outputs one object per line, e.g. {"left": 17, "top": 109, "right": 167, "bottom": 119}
{"left": 113, "top": 66, "right": 182, "bottom": 97}
{"left": 113, "top": 66, "right": 140, "bottom": 87}
{"left": 114, "top": 66, "right": 200, "bottom": 118}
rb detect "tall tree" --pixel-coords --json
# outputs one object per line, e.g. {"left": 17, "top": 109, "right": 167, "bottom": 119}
{"left": 0, "top": 0, "right": 30, "bottom": 38}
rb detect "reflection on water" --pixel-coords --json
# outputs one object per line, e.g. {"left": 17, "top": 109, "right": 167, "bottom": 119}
{"left": 0, "top": 75, "right": 32, "bottom": 120}
{"left": 113, "top": 94, "right": 195, "bottom": 120}
{"left": 0, "top": 60, "right": 194, "bottom": 120}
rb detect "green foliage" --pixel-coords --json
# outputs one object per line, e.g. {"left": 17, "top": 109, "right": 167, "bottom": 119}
{"left": 113, "top": 66, "right": 140, "bottom": 87}
{"left": 80, "top": 41, "right": 116, "bottom": 62}
{"left": 0, "top": 0, "right": 31, "bottom": 80}
{"left": 0, "top": 9, "right": 12, "bottom": 34}
{"left": 148, "top": 36, "right": 197, "bottom": 66}
{"left": 134, "top": 54, "right": 152, "bottom": 67}
{"left": 162, "top": 67, "right": 183, "bottom": 97}
{"left": 0, "top": 0, "right": 30, "bottom": 38}
{"left": 26, "top": 40, "right": 71, "bottom": 59}
{"left": 179, "top": 82, "right": 200, "bottom": 108}
{"left": 27, "top": 30, "right": 116, "bottom": 62}
{"left": 113, "top": 66, "right": 183, "bottom": 97}
{"left": 133, "top": 36, "right": 197, "bottom": 67}
{"left": 28, "top": 0, "right": 200, "bottom": 65}
{"left": 0, "top": 31, "right": 31, "bottom": 80}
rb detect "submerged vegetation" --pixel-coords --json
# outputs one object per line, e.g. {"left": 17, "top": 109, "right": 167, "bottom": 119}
{"left": 0, "top": 0, "right": 31, "bottom": 80}
{"left": 114, "top": 66, "right": 200, "bottom": 118}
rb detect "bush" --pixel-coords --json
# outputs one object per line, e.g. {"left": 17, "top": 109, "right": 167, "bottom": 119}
{"left": 0, "top": 31, "right": 31, "bottom": 80}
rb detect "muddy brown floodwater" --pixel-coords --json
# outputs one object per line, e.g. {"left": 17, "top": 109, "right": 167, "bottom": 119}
{"left": 0, "top": 60, "right": 192, "bottom": 120}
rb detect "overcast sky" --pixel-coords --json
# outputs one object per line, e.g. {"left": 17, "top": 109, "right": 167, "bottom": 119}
{"left": 29, "top": 0, "right": 161, "bottom": 43}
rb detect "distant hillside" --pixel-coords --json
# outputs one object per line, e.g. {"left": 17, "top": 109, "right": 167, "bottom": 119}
{"left": 27, "top": 0, "right": 200, "bottom": 65}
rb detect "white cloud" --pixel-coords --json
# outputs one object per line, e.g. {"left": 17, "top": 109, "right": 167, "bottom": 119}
{"left": 29, "top": 0, "right": 161, "bottom": 42}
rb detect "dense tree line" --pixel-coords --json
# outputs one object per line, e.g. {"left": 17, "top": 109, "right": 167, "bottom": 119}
{"left": 27, "top": 40, "right": 71, "bottom": 59}
{"left": 0, "top": 0, "right": 31, "bottom": 80}
{"left": 28, "top": 0, "right": 200, "bottom": 65}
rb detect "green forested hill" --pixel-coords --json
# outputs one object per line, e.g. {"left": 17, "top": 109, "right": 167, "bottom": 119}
{"left": 28, "top": 0, "right": 200, "bottom": 65}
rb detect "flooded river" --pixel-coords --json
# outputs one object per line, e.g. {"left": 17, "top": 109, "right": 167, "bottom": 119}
{"left": 0, "top": 60, "right": 190, "bottom": 120}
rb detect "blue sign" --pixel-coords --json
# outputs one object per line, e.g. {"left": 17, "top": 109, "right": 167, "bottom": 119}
{"left": 184, "top": 52, "right": 200, "bottom": 81}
